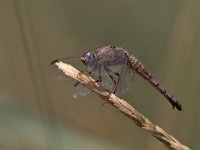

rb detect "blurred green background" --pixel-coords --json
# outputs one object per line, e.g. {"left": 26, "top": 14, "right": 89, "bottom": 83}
{"left": 0, "top": 0, "right": 199, "bottom": 149}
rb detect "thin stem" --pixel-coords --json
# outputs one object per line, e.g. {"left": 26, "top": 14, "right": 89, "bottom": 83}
{"left": 55, "top": 61, "right": 190, "bottom": 150}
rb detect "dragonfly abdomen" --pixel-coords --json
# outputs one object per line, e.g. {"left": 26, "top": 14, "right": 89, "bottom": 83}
{"left": 128, "top": 56, "right": 182, "bottom": 111}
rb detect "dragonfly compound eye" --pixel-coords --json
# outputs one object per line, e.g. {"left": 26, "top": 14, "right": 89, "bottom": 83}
{"left": 82, "top": 51, "right": 95, "bottom": 66}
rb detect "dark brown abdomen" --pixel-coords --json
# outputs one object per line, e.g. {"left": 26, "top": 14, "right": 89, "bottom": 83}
{"left": 128, "top": 56, "right": 182, "bottom": 111}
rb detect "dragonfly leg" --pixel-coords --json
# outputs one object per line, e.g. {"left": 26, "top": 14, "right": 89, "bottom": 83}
{"left": 104, "top": 69, "right": 117, "bottom": 85}
{"left": 95, "top": 76, "right": 102, "bottom": 83}
{"left": 104, "top": 67, "right": 120, "bottom": 94}
{"left": 87, "top": 71, "right": 102, "bottom": 83}
{"left": 74, "top": 81, "right": 80, "bottom": 87}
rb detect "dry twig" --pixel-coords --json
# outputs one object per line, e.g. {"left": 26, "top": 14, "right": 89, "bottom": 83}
{"left": 55, "top": 61, "right": 190, "bottom": 150}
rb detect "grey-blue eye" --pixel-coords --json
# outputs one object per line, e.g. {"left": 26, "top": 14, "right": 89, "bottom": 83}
{"left": 84, "top": 51, "right": 95, "bottom": 64}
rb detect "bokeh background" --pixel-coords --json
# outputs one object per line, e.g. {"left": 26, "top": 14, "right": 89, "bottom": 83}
{"left": 0, "top": 0, "right": 200, "bottom": 149}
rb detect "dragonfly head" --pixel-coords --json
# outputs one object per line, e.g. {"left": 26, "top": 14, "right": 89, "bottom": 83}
{"left": 81, "top": 51, "right": 96, "bottom": 67}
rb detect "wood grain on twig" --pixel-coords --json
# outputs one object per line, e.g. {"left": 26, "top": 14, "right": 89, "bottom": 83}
{"left": 55, "top": 61, "right": 190, "bottom": 150}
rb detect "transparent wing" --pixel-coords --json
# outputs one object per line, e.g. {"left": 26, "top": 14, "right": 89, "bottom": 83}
{"left": 48, "top": 56, "right": 87, "bottom": 80}
{"left": 48, "top": 47, "right": 99, "bottom": 80}
{"left": 49, "top": 56, "right": 90, "bottom": 98}
{"left": 99, "top": 72, "right": 117, "bottom": 92}
{"left": 71, "top": 82, "right": 91, "bottom": 98}
{"left": 115, "top": 64, "right": 135, "bottom": 96}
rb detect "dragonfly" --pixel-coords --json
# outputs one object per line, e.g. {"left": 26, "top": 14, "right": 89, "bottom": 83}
{"left": 49, "top": 45, "right": 182, "bottom": 111}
